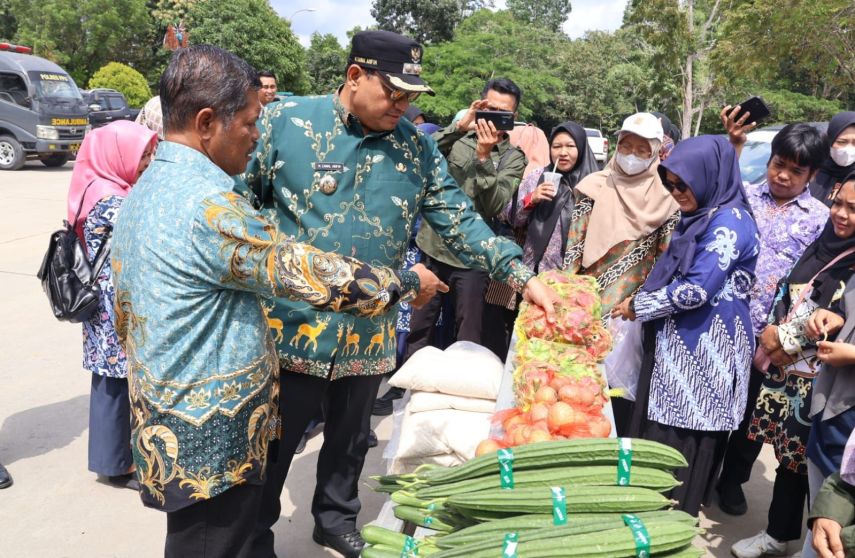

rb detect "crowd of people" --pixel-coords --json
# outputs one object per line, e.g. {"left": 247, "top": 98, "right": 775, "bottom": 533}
{"left": 22, "top": 24, "right": 855, "bottom": 558}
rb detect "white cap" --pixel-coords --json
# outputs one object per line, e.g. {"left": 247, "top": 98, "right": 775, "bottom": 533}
{"left": 619, "top": 112, "right": 664, "bottom": 143}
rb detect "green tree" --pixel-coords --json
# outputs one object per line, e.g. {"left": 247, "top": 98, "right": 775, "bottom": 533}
{"left": 418, "top": 10, "right": 564, "bottom": 124}
{"left": 371, "top": 0, "right": 494, "bottom": 44}
{"left": 88, "top": 62, "right": 153, "bottom": 107}
{"left": 0, "top": 0, "right": 16, "bottom": 40}
{"left": 693, "top": 84, "right": 843, "bottom": 136}
{"left": 714, "top": 0, "right": 855, "bottom": 106}
{"left": 188, "top": 0, "right": 309, "bottom": 94}
{"left": 346, "top": 25, "right": 372, "bottom": 42}
{"left": 306, "top": 32, "right": 346, "bottom": 95}
{"left": 9, "top": 0, "right": 153, "bottom": 85}
{"left": 624, "top": 0, "right": 725, "bottom": 137}
{"left": 549, "top": 29, "right": 660, "bottom": 134}
{"left": 755, "top": 88, "right": 843, "bottom": 124}
{"left": 507, "top": 0, "right": 572, "bottom": 33}
{"left": 151, "top": 0, "right": 199, "bottom": 24}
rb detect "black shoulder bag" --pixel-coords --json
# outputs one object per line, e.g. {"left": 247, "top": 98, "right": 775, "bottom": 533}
{"left": 36, "top": 181, "right": 113, "bottom": 323}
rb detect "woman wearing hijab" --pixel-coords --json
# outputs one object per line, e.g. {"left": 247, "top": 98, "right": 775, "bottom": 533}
{"left": 731, "top": 173, "right": 855, "bottom": 558}
{"left": 651, "top": 111, "right": 681, "bottom": 161}
{"left": 500, "top": 121, "right": 599, "bottom": 273}
{"left": 562, "top": 112, "right": 680, "bottom": 315}
{"left": 808, "top": 286, "right": 855, "bottom": 558}
{"left": 714, "top": 122, "right": 830, "bottom": 520}
{"left": 811, "top": 112, "right": 855, "bottom": 206}
{"left": 403, "top": 105, "right": 426, "bottom": 126}
{"left": 66, "top": 120, "right": 157, "bottom": 489}
{"left": 799, "top": 192, "right": 855, "bottom": 557}
{"left": 613, "top": 135, "right": 760, "bottom": 517}
{"left": 507, "top": 123, "right": 550, "bottom": 179}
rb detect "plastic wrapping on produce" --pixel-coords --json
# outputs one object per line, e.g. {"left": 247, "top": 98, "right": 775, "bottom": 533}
{"left": 382, "top": 390, "right": 411, "bottom": 462}
{"left": 515, "top": 271, "right": 613, "bottom": 360}
{"left": 492, "top": 330, "right": 617, "bottom": 440}
{"left": 603, "top": 316, "right": 643, "bottom": 401}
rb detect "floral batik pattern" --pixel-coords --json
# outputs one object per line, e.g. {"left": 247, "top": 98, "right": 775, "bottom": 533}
{"left": 748, "top": 281, "right": 844, "bottom": 474}
{"left": 562, "top": 194, "right": 680, "bottom": 317}
{"left": 633, "top": 208, "right": 759, "bottom": 431}
{"left": 82, "top": 195, "right": 127, "bottom": 378}
{"left": 746, "top": 180, "right": 827, "bottom": 336}
{"left": 112, "top": 141, "right": 414, "bottom": 511}
{"left": 236, "top": 94, "right": 533, "bottom": 380}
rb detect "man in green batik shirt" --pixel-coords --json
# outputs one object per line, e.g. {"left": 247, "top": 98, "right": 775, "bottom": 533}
{"left": 235, "top": 30, "right": 556, "bottom": 558}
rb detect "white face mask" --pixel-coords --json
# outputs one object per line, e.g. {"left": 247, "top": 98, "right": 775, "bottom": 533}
{"left": 616, "top": 152, "right": 655, "bottom": 176}
{"left": 831, "top": 146, "right": 855, "bottom": 167}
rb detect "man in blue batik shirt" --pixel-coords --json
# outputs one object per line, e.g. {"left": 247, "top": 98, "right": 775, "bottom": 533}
{"left": 111, "top": 45, "right": 447, "bottom": 558}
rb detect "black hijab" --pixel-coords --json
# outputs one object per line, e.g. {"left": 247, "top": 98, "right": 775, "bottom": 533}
{"left": 651, "top": 111, "right": 682, "bottom": 143}
{"left": 527, "top": 121, "right": 598, "bottom": 271}
{"left": 789, "top": 171, "right": 855, "bottom": 307}
{"left": 812, "top": 111, "right": 855, "bottom": 206}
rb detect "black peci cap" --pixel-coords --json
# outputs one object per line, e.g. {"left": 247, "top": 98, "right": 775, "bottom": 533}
{"left": 348, "top": 30, "right": 435, "bottom": 95}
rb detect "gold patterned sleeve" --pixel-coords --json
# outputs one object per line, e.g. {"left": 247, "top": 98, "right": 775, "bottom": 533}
{"left": 192, "top": 191, "right": 419, "bottom": 316}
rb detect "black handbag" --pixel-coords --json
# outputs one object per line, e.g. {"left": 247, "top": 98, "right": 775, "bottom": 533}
{"left": 36, "top": 181, "right": 112, "bottom": 323}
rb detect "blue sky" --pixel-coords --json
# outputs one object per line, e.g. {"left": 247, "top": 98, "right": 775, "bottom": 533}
{"left": 270, "top": 0, "right": 629, "bottom": 47}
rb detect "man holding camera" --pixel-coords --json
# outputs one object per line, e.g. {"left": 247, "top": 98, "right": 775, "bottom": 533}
{"left": 374, "top": 78, "right": 527, "bottom": 412}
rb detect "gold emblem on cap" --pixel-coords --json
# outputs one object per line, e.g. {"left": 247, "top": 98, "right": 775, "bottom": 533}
{"left": 319, "top": 174, "right": 338, "bottom": 195}
{"left": 634, "top": 116, "right": 645, "bottom": 125}
{"left": 403, "top": 63, "right": 422, "bottom": 76}
{"left": 411, "top": 47, "right": 421, "bottom": 63}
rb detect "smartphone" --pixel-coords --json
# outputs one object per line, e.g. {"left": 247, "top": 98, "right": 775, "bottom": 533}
{"left": 731, "top": 96, "right": 771, "bottom": 124}
{"left": 474, "top": 110, "right": 515, "bottom": 131}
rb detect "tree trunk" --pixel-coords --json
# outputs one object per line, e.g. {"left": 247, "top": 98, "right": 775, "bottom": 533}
{"left": 694, "top": 97, "right": 705, "bottom": 137}
{"left": 681, "top": 0, "right": 695, "bottom": 139}
{"left": 682, "top": 55, "right": 693, "bottom": 138}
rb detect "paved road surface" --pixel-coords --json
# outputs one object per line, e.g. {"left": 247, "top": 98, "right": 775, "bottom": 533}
{"left": 0, "top": 160, "right": 805, "bottom": 557}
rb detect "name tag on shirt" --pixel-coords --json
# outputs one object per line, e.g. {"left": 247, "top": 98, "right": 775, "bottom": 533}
{"left": 312, "top": 162, "right": 348, "bottom": 173}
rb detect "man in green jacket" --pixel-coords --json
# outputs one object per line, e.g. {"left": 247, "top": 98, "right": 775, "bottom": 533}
{"left": 236, "top": 31, "right": 555, "bottom": 558}
{"left": 375, "top": 78, "right": 528, "bottom": 413}
{"left": 414, "top": 79, "right": 526, "bottom": 349}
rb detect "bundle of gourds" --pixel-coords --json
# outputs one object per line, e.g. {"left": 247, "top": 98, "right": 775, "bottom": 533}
{"left": 363, "top": 438, "right": 705, "bottom": 558}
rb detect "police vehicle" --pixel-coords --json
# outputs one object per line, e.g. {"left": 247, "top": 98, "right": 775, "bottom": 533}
{"left": 0, "top": 42, "right": 89, "bottom": 170}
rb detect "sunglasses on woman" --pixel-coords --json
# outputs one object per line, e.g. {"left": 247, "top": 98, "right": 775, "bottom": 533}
{"left": 663, "top": 179, "right": 689, "bottom": 193}
{"left": 658, "top": 167, "right": 689, "bottom": 193}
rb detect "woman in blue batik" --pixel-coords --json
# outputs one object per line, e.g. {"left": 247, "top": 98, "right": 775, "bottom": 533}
{"left": 66, "top": 120, "right": 157, "bottom": 489}
{"left": 613, "top": 135, "right": 760, "bottom": 516}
